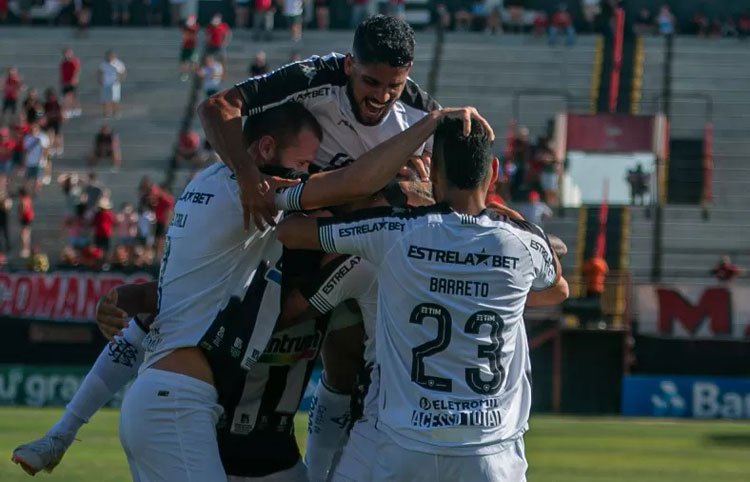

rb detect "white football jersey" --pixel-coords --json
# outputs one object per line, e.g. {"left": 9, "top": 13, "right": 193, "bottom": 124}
{"left": 142, "top": 163, "right": 283, "bottom": 371}
{"left": 235, "top": 53, "right": 438, "bottom": 171}
{"left": 317, "top": 204, "right": 557, "bottom": 455}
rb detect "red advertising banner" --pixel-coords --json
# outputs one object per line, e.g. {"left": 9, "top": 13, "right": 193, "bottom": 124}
{"left": 636, "top": 284, "right": 750, "bottom": 339}
{"left": 0, "top": 271, "right": 153, "bottom": 322}
{"left": 567, "top": 114, "right": 655, "bottom": 152}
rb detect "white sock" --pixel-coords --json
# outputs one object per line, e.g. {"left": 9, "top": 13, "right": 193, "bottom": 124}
{"left": 304, "top": 375, "right": 352, "bottom": 482}
{"left": 49, "top": 318, "right": 147, "bottom": 440}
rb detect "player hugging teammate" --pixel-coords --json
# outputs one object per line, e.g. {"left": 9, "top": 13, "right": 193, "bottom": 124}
{"left": 12, "top": 15, "right": 568, "bottom": 482}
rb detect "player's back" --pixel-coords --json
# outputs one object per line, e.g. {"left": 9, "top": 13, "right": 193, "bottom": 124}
{"left": 320, "top": 204, "right": 556, "bottom": 456}
{"left": 142, "top": 162, "right": 282, "bottom": 369}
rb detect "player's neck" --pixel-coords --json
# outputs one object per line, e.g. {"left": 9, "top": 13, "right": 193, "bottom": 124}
{"left": 439, "top": 189, "right": 486, "bottom": 216}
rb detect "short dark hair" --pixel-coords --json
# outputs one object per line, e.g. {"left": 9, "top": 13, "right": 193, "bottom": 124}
{"left": 433, "top": 118, "right": 494, "bottom": 189}
{"left": 352, "top": 15, "right": 415, "bottom": 67}
{"left": 243, "top": 102, "right": 323, "bottom": 148}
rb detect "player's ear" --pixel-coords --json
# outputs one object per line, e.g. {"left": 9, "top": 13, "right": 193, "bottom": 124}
{"left": 257, "top": 135, "right": 277, "bottom": 163}
{"left": 344, "top": 54, "right": 353, "bottom": 76}
{"left": 489, "top": 157, "right": 499, "bottom": 186}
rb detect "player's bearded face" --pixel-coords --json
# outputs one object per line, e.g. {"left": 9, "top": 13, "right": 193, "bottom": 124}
{"left": 345, "top": 56, "right": 411, "bottom": 126}
{"left": 274, "top": 128, "right": 320, "bottom": 173}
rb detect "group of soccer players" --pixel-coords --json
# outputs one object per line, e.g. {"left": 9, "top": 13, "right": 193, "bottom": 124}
{"left": 12, "top": 15, "right": 568, "bottom": 482}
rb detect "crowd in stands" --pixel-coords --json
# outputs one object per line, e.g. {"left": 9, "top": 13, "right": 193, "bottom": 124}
{"left": 56, "top": 172, "right": 173, "bottom": 271}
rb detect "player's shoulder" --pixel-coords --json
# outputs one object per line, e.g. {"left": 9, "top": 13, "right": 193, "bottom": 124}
{"left": 328, "top": 203, "right": 453, "bottom": 225}
{"left": 396, "top": 77, "right": 440, "bottom": 115}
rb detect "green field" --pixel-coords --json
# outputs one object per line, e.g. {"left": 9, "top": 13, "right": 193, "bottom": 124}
{"left": 2, "top": 407, "right": 750, "bottom": 481}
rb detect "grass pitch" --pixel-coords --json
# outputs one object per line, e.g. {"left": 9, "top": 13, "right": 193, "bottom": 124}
{"left": 1, "top": 407, "right": 749, "bottom": 481}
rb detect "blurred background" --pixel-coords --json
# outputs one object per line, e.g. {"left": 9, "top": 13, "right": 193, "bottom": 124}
{"left": 1, "top": 0, "right": 750, "bottom": 480}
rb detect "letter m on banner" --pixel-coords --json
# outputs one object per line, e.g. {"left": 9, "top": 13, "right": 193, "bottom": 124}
{"left": 656, "top": 287, "right": 731, "bottom": 335}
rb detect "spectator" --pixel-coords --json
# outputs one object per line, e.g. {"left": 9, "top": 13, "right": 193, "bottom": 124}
{"left": 58, "top": 172, "right": 82, "bottom": 214}
{"left": 739, "top": 13, "right": 750, "bottom": 39}
{"left": 112, "top": 0, "right": 131, "bottom": 25}
{"left": 252, "top": 0, "right": 275, "bottom": 41}
{"left": 89, "top": 125, "right": 122, "bottom": 167}
{"left": 248, "top": 51, "right": 269, "bottom": 77}
{"left": 582, "top": 254, "right": 609, "bottom": 300}
{"left": 92, "top": 196, "right": 114, "bottom": 254}
{"left": 10, "top": 121, "right": 28, "bottom": 178}
{"left": 532, "top": 10, "right": 549, "bottom": 37}
{"left": 98, "top": 50, "right": 127, "bottom": 118}
{"left": 350, "top": 0, "right": 368, "bottom": 29}
{"left": 44, "top": 88, "right": 64, "bottom": 157}
{"left": 712, "top": 256, "right": 745, "bottom": 283}
{"left": 169, "top": 0, "right": 184, "bottom": 26}
{"left": 314, "top": 0, "right": 329, "bottom": 30}
{"left": 63, "top": 201, "right": 89, "bottom": 249}
{"left": 0, "top": 197, "right": 10, "bottom": 254}
{"left": 691, "top": 10, "right": 709, "bottom": 37}
{"left": 487, "top": 1, "right": 502, "bottom": 34}
{"left": 284, "top": 0, "right": 304, "bottom": 42}
{"left": 0, "top": 127, "right": 14, "bottom": 196}
{"left": 289, "top": 51, "right": 302, "bottom": 63}
{"left": 22, "top": 89, "right": 44, "bottom": 125}
{"left": 235, "top": 0, "right": 250, "bottom": 27}
{"left": 179, "top": 14, "right": 199, "bottom": 82}
{"left": 656, "top": 4, "right": 674, "bottom": 36}
{"left": 518, "top": 190, "right": 552, "bottom": 227}
{"left": 540, "top": 148, "right": 560, "bottom": 205}
{"left": 74, "top": 0, "right": 92, "bottom": 37}
{"left": 60, "top": 47, "right": 82, "bottom": 118}
{"left": 26, "top": 246, "right": 49, "bottom": 272}
{"left": 198, "top": 55, "right": 224, "bottom": 98}
{"left": 549, "top": 3, "right": 575, "bottom": 46}
{"left": 387, "top": 0, "right": 406, "bottom": 22}
{"left": 205, "top": 13, "right": 231, "bottom": 74}
{"left": 110, "top": 244, "right": 131, "bottom": 269}
{"left": 722, "top": 16, "right": 738, "bottom": 38}
{"left": 136, "top": 205, "right": 155, "bottom": 246}
{"left": 0, "top": 0, "right": 7, "bottom": 24}
{"left": 175, "top": 128, "right": 202, "bottom": 167}
{"left": 468, "top": 0, "right": 489, "bottom": 32}
{"left": 3, "top": 66, "right": 23, "bottom": 125}
{"left": 153, "top": 184, "right": 174, "bottom": 259}
{"left": 22, "top": 120, "right": 49, "bottom": 194}
{"left": 581, "top": 0, "right": 600, "bottom": 32}
{"left": 17, "top": 187, "right": 33, "bottom": 258}
{"left": 626, "top": 163, "right": 650, "bottom": 206}
{"left": 115, "top": 202, "right": 138, "bottom": 246}
{"left": 634, "top": 7, "right": 654, "bottom": 35}
{"left": 506, "top": 0, "right": 525, "bottom": 33}
{"left": 83, "top": 172, "right": 103, "bottom": 215}
{"left": 59, "top": 245, "right": 80, "bottom": 267}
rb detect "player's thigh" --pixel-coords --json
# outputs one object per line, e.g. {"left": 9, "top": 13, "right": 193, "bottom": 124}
{"left": 119, "top": 368, "right": 226, "bottom": 482}
{"left": 437, "top": 438, "right": 527, "bottom": 482}
{"left": 372, "top": 432, "right": 438, "bottom": 482}
{"left": 322, "top": 305, "right": 364, "bottom": 391}
{"left": 329, "top": 417, "right": 377, "bottom": 482}
{"left": 227, "top": 460, "right": 308, "bottom": 482}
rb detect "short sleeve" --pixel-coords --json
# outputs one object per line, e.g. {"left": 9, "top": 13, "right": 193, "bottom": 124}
{"left": 317, "top": 207, "right": 406, "bottom": 265}
{"left": 511, "top": 219, "right": 557, "bottom": 290}
{"left": 302, "top": 255, "right": 377, "bottom": 315}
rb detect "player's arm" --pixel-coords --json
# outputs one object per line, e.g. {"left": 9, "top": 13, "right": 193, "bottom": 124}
{"left": 520, "top": 222, "right": 569, "bottom": 305}
{"left": 276, "top": 107, "right": 493, "bottom": 212}
{"left": 95, "top": 281, "right": 157, "bottom": 340}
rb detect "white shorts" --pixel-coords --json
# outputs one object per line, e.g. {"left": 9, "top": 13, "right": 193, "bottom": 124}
{"left": 119, "top": 368, "right": 226, "bottom": 482}
{"left": 329, "top": 415, "right": 377, "bottom": 482}
{"left": 101, "top": 83, "right": 121, "bottom": 103}
{"left": 228, "top": 460, "right": 308, "bottom": 482}
{"left": 371, "top": 432, "right": 527, "bottom": 482}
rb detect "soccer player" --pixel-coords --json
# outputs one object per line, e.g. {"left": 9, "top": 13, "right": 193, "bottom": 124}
{"left": 200, "top": 17, "right": 439, "bottom": 477}
{"left": 276, "top": 117, "right": 570, "bottom": 481}
{"left": 199, "top": 15, "right": 438, "bottom": 231}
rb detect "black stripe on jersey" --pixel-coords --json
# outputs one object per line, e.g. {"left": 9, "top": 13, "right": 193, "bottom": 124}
{"left": 236, "top": 54, "right": 347, "bottom": 115}
{"left": 399, "top": 78, "right": 441, "bottom": 112}
{"left": 318, "top": 203, "right": 454, "bottom": 227}
{"left": 299, "top": 254, "right": 354, "bottom": 300}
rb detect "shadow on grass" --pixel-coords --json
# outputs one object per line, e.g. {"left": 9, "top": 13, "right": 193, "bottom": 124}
{"left": 705, "top": 434, "right": 750, "bottom": 447}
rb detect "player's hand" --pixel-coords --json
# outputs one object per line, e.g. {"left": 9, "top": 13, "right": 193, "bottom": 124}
{"left": 437, "top": 107, "right": 495, "bottom": 141}
{"left": 486, "top": 201, "right": 524, "bottom": 221}
{"left": 96, "top": 288, "right": 128, "bottom": 341}
{"left": 548, "top": 234, "right": 568, "bottom": 258}
{"left": 398, "top": 153, "right": 432, "bottom": 182}
{"left": 238, "top": 164, "right": 300, "bottom": 231}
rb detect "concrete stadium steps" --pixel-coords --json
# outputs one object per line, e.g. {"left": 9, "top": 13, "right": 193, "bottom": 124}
{"left": 436, "top": 34, "right": 597, "bottom": 138}
{"left": 639, "top": 36, "right": 750, "bottom": 212}
{"left": 628, "top": 205, "right": 750, "bottom": 281}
